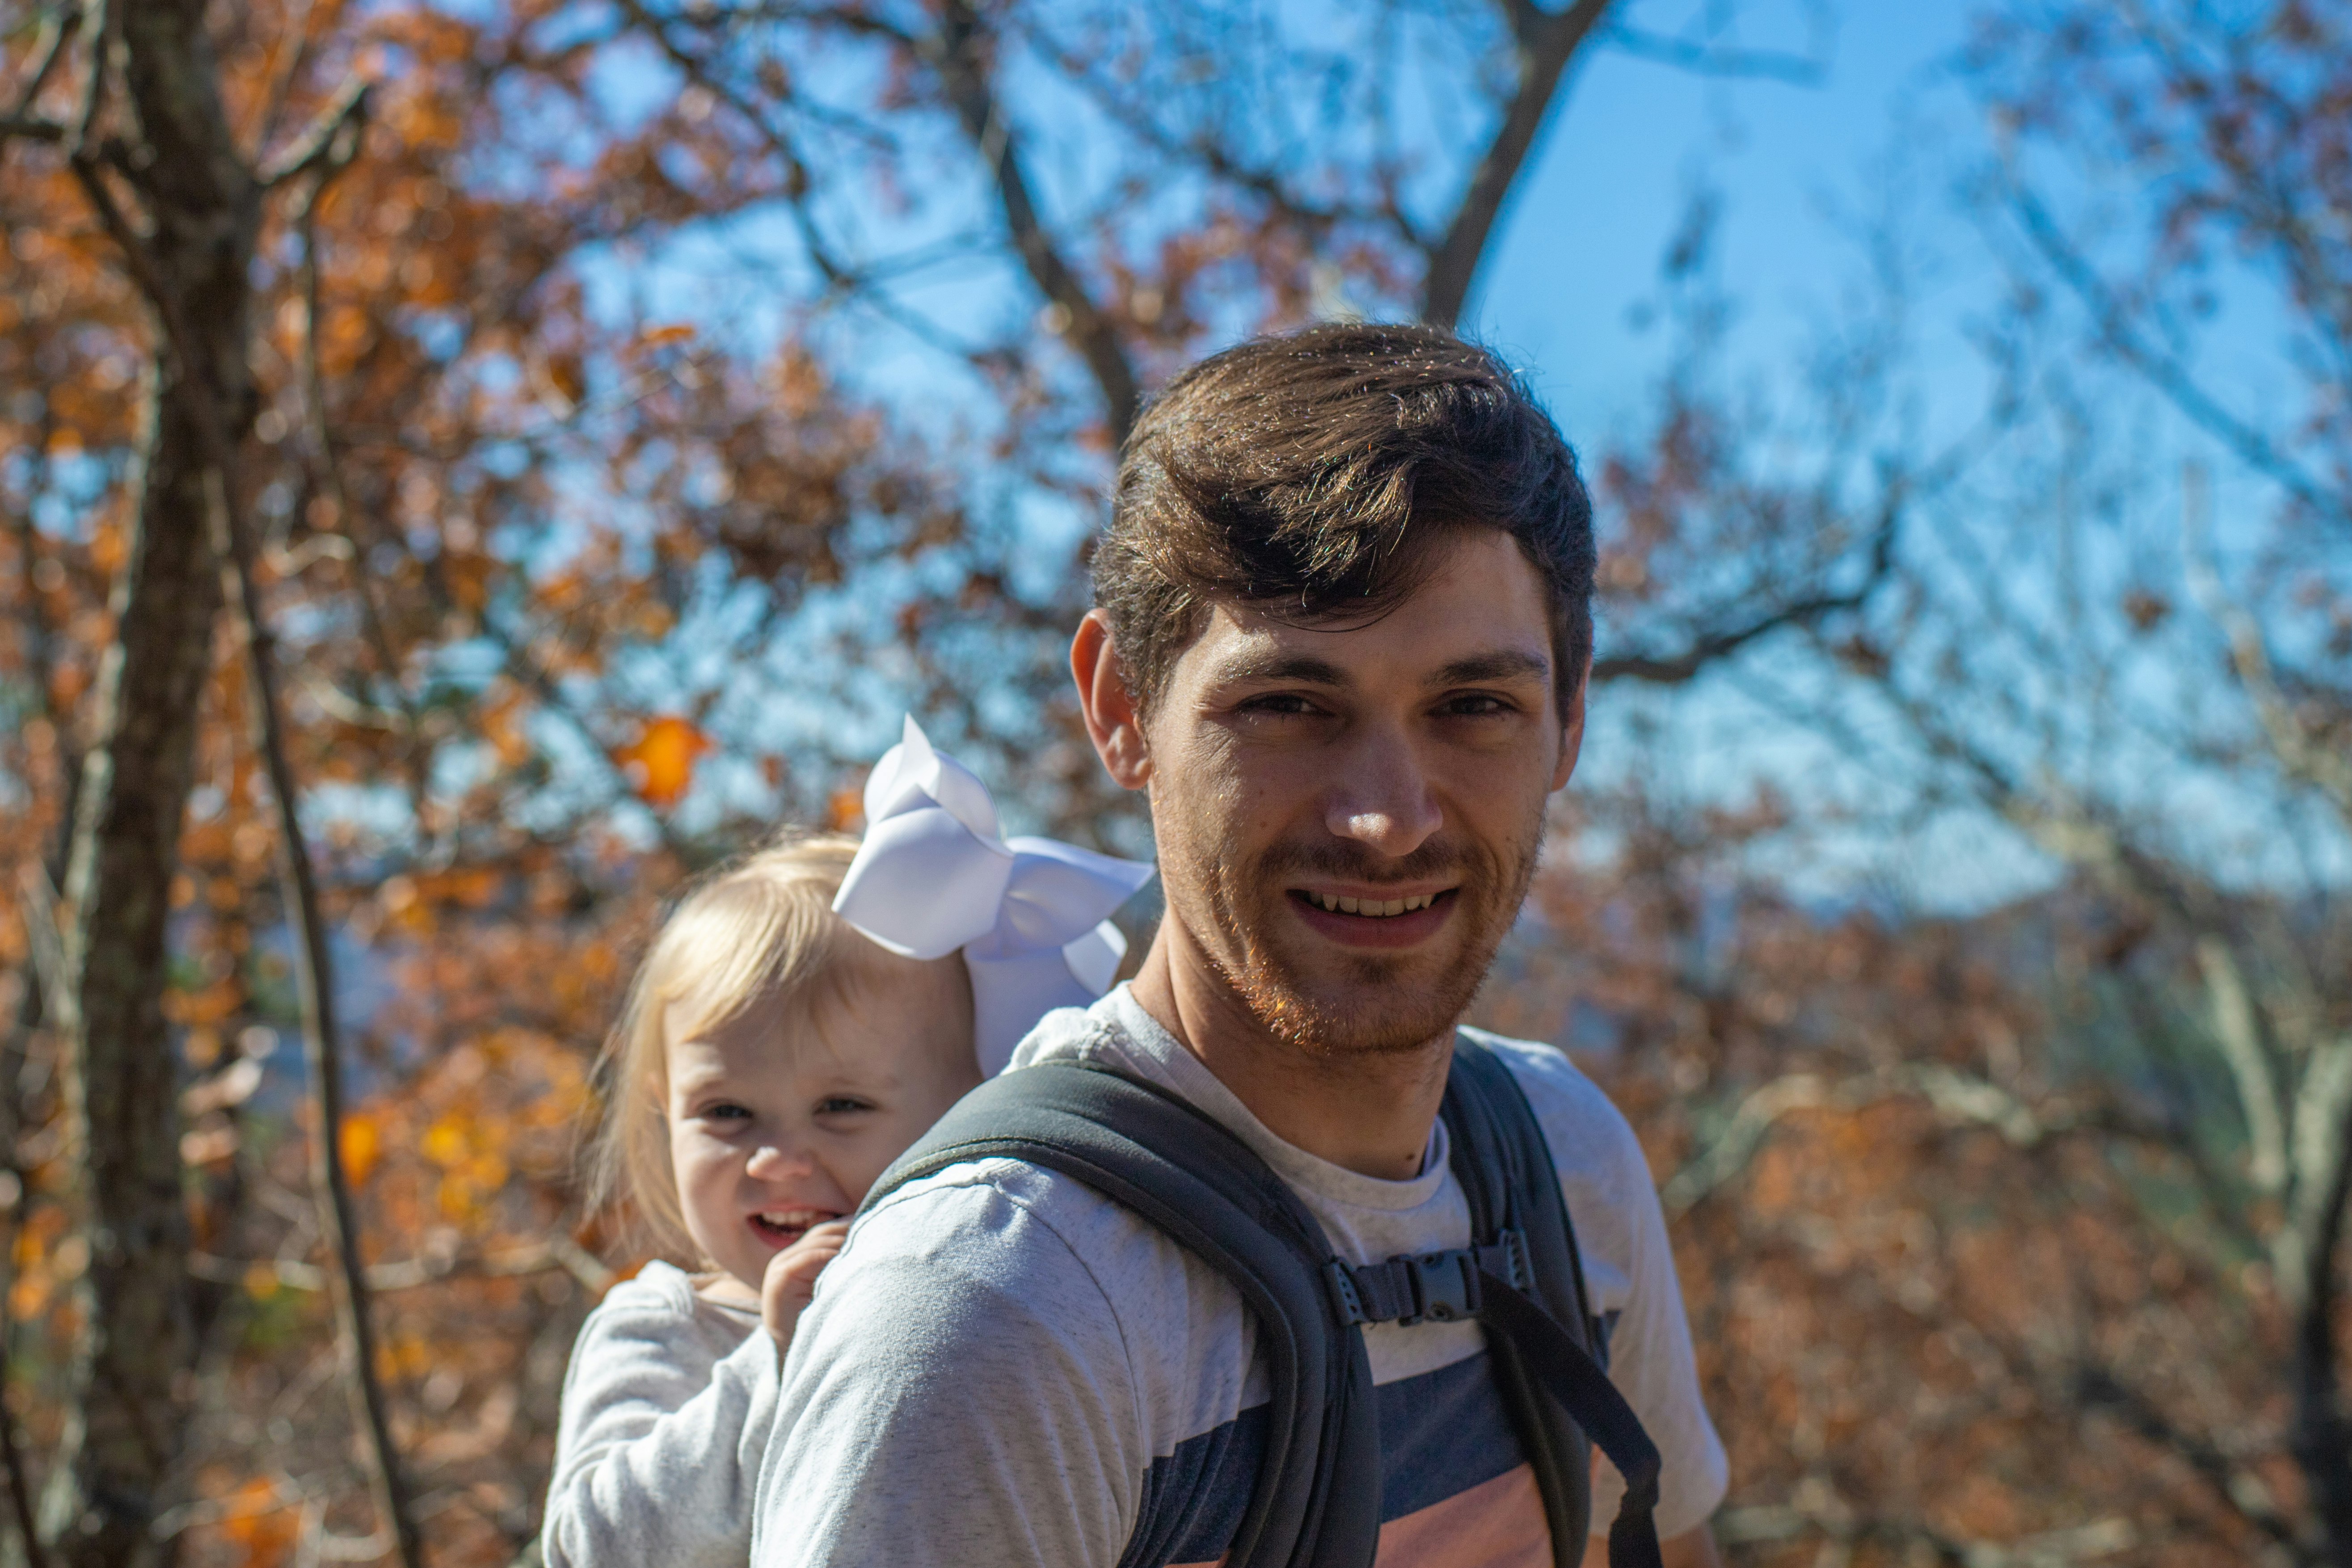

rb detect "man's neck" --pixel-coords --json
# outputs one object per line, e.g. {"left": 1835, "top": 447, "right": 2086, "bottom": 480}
{"left": 1127, "top": 926, "right": 1453, "bottom": 1181}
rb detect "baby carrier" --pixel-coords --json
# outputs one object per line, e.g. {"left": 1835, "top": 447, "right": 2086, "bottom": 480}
{"left": 861, "top": 1033, "right": 1665, "bottom": 1568}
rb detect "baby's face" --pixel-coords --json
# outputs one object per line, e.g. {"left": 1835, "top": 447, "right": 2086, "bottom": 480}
{"left": 663, "top": 952, "right": 979, "bottom": 1296}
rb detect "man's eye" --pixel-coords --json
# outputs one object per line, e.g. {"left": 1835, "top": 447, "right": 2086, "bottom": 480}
{"left": 1239, "top": 693, "right": 1324, "bottom": 716}
{"left": 1440, "top": 693, "right": 1511, "bottom": 717}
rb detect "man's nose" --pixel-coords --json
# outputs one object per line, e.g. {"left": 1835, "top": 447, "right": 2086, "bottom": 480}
{"left": 1324, "top": 721, "right": 1442, "bottom": 858}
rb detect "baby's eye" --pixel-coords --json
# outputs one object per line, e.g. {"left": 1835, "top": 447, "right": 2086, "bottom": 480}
{"left": 814, "top": 1095, "right": 874, "bottom": 1117}
{"left": 701, "top": 1102, "right": 753, "bottom": 1121}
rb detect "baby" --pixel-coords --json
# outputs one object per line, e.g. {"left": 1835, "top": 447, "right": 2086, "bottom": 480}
{"left": 540, "top": 835, "right": 976, "bottom": 1568}
{"left": 542, "top": 722, "right": 1153, "bottom": 1568}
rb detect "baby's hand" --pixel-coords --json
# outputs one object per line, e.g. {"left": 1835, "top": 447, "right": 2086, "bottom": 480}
{"left": 761, "top": 1220, "right": 850, "bottom": 1349}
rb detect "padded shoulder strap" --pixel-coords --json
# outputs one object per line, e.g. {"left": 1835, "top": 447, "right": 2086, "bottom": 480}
{"left": 859, "top": 1058, "right": 1380, "bottom": 1568}
{"left": 1442, "top": 1038, "right": 1599, "bottom": 1564}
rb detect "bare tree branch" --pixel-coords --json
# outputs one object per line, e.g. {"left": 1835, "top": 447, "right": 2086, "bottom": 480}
{"left": 64, "top": 0, "right": 109, "bottom": 156}
{"left": 613, "top": 1, "right": 988, "bottom": 363}
{"left": 13, "top": 866, "right": 70, "bottom": 1038}
{"left": 1420, "top": 0, "right": 1614, "bottom": 329}
{"left": 246, "top": 0, "right": 318, "bottom": 159}
{"left": 2279, "top": 1036, "right": 2352, "bottom": 1553}
{"left": 212, "top": 450, "right": 426, "bottom": 1568}
{"left": 1664, "top": 1061, "right": 2103, "bottom": 1218}
{"left": 256, "top": 73, "right": 365, "bottom": 189}
{"left": 2181, "top": 462, "right": 2352, "bottom": 818}
{"left": 1719, "top": 1498, "right": 2137, "bottom": 1564}
{"left": 6, "top": 5, "right": 79, "bottom": 120}
{"left": 1592, "top": 492, "right": 1901, "bottom": 686}
{"left": 0, "top": 1291, "right": 49, "bottom": 1568}
{"left": 2198, "top": 934, "right": 2287, "bottom": 1194}
{"left": 931, "top": 0, "right": 1140, "bottom": 441}
{"left": 2010, "top": 181, "right": 2349, "bottom": 531}
{"left": 1599, "top": 22, "right": 1826, "bottom": 84}
{"left": 2071, "top": 1362, "right": 2300, "bottom": 1548}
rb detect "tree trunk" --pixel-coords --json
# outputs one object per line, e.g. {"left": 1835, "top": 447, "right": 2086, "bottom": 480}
{"left": 2290, "top": 1085, "right": 2352, "bottom": 1568}
{"left": 43, "top": 2, "right": 259, "bottom": 1564}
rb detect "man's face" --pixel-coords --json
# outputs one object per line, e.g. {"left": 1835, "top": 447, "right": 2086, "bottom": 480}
{"left": 1138, "top": 530, "right": 1581, "bottom": 1056}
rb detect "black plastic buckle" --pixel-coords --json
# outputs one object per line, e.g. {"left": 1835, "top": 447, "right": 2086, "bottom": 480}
{"left": 1498, "top": 1228, "right": 1531, "bottom": 1292}
{"left": 1324, "top": 1260, "right": 1368, "bottom": 1325}
{"left": 1400, "top": 1249, "right": 1480, "bottom": 1325}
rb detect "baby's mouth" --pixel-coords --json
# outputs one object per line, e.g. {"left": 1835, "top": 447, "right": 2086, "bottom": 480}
{"left": 747, "top": 1207, "right": 838, "bottom": 1249}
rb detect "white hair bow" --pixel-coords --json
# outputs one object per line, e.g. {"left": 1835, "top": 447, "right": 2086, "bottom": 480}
{"left": 832, "top": 717, "right": 1156, "bottom": 1075}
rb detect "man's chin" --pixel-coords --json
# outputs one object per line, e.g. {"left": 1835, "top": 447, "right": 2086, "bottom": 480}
{"left": 1235, "top": 956, "right": 1477, "bottom": 1058}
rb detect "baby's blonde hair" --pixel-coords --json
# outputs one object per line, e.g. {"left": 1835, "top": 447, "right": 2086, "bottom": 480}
{"left": 586, "top": 831, "right": 883, "bottom": 1262}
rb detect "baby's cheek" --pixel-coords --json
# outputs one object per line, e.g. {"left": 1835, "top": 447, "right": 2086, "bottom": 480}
{"left": 673, "top": 1142, "right": 737, "bottom": 1225}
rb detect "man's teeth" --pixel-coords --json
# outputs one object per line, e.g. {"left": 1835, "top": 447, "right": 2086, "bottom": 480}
{"left": 1305, "top": 891, "right": 1438, "bottom": 917}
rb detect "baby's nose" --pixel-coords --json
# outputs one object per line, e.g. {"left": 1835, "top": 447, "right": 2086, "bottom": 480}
{"left": 745, "top": 1142, "right": 815, "bottom": 1179}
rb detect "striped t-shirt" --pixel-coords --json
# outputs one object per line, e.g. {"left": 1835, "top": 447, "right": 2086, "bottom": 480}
{"left": 752, "top": 987, "right": 1727, "bottom": 1568}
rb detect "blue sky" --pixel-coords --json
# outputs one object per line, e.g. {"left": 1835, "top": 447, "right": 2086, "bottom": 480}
{"left": 1474, "top": 1, "right": 1977, "bottom": 439}
{"left": 558, "top": 1, "right": 2345, "bottom": 912}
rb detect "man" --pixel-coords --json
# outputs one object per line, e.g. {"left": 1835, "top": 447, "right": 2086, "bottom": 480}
{"left": 752, "top": 324, "right": 1728, "bottom": 1567}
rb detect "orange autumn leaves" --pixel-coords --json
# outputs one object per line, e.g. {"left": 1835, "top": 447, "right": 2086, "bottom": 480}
{"left": 614, "top": 716, "right": 711, "bottom": 809}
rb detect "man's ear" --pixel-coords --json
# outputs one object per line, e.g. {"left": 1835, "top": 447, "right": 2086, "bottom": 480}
{"left": 1072, "top": 609, "right": 1152, "bottom": 790}
{"left": 1551, "top": 652, "right": 1591, "bottom": 793}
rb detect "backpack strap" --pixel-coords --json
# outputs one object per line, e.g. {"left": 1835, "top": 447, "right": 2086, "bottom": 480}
{"left": 1328, "top": 1252, "right": 1664, "bottom": 1568}
{"left": 858, "top": 1058, "right": 1382, "bottom": 1568}
{"left": 1441, "top": 1037, "right": 1601, "bottom": 1563}
{"left": 857, "top": 1042, "right": 1666, "bottom": 1568}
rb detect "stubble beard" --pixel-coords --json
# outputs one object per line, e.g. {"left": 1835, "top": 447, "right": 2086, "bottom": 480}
{"left": 1162, "top": 799, "right": 1548, "bottom": 1059}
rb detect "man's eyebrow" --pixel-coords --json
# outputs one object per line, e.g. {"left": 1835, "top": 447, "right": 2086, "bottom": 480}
{"left": 1211, "top": 651, "right": 1353, "bottom": 687}
{"left": 1430, "top": 649, "right": 1551, "bottom": 686}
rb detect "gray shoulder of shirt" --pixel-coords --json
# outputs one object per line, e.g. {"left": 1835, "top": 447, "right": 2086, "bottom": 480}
{"left": 1459, "top": 1031, "right": 1650, "bottom": 1201}
{"left": 853, "top": 1155, "right": 1172, "bottom": 1308}
{"left": 837, "top": 1155, "right": 1250, "bottom": 1446}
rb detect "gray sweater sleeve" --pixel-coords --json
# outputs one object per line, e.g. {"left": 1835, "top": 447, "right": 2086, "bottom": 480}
{"left": 543, "top": 1274, "right": 781, "bottom": 1568}
{"left": 751, "top": 1180, "right": 1147, "bottom": 1568}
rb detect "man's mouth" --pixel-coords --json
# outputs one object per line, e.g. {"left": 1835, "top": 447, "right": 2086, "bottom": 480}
{"left": 1286, "top": 886, "right": 1458, "bottom": 948}
{"left": 1299, "top": 890, "right": 1442, "bottom": 918}
{"left": 747, "top": 1207, "right": 838, "bottom": 1248}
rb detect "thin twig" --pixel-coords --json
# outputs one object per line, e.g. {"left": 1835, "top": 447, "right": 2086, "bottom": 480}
{"left": 258, "top": 75, "right": 366, "bottom": 189}
{"left": 292, "top": 194, "right": 434, "bottom": 827}
{"left": 2180, "top": 460, "right": 2352, "bottom": 817}
{"left": 930, "top": 0, "right": 1140, "bottom": 438}
{"left": 14, "top": 864, "right": 72, "bottom": 1039}
{"left": 248, "top": 0, "right": 319, "bottom": 159}
{"left": 0, "top": 1238, "right": 50, "bottom": 1568}
{"left": 1591, "top": 489, "right": 1903, "bottom": 686}
{"left": 209, "top": 464, "right": 426, "bottom": 1568}
{"left": 65, "top": 0, "right": 108, "bottom": 155}
{"left": 1599, "top": 22, "right": 1827, "bottom": 84}
{"left": 2010, "top": 181, "right": 2349, "bottom": 531}
{"left": 6, "top": 5, "right": 79, "bottom": 119}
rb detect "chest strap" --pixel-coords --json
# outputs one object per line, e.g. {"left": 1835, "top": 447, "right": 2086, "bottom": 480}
{"left": 1329, "top": 1235, "right": 1666, "bottom": 1568}
{"left": 1325, "top": 1233, "right": 1532, "bottom": 1326}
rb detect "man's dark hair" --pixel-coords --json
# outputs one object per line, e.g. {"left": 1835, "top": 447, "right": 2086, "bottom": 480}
{"left": 1093, "top": 321, "right": 1597, "bottom": 717}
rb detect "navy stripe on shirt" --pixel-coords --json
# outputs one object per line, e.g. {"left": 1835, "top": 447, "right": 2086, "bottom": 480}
{"left": 1120, "top": 1351, "right": 1525, "bottom": 1568}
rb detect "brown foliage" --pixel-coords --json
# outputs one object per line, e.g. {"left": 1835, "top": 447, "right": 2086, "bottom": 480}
{"left": 30, "top": 2, "right": 2346, "bottom": 1568}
